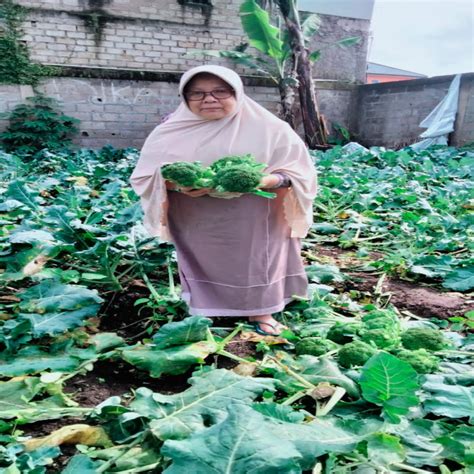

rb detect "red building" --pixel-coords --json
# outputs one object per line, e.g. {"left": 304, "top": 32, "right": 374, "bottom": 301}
{"left": 367, "top": 62, "right": 427, "bottom": 84}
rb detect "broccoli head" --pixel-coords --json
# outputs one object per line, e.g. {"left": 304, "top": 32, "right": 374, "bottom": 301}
{"left": 214, "top": 165, "right": 261, "bottom": 193}
{"left": 210, "top": 154, "right": 264, "bottom": 172}
{"left": 360, "top": 329, "right": 401, "bottom": 350}
{"left": 338, "top": 340, "right": 377, "bottom": 368}
{"left": 326, "top": 322, "right": 362, "bottom": 344}
{"left": 401, "top": 328, "right": 448, "bottom": 352}
{"left": 213, "top": 165, "right": 276, "bottom": 198}
{"left": 393, "top": 348, "right": 440, "bottom": 374}
{"left": 295, "top": 337, "right": 339, "bottom": 357}
{"left": 161, "top": 162, "right": 205, "bottom": 187}
{"left": 360, "top": 309, "right": 400, "bottom": 349}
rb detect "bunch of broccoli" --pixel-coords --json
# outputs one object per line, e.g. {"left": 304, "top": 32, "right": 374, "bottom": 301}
{"left": 161, "top": 154, "right": 276, "bottom": 198}
{"left": 293, "top": 307, "right": 449, "bottom": 375}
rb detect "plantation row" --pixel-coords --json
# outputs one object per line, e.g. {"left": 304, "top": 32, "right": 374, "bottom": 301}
{"left": 0, "top": 144, "right": 472, "bottom": 473}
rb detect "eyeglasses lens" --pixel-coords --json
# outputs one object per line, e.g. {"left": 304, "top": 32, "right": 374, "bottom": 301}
{"left": 186, "top": 89, "right": 233, "bottom": 100}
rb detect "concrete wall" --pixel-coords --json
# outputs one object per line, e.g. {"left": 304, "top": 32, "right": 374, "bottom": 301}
{"left": 2, "top": 72, "right": 472, "bottom": 150}
{"left": 351, "top": 73, "right": 474, "bottom": 148}
{"left": 0, "top": 68, "right": 356, "bottom": 148}
{"left": 308, "top": 15, "right": 370, "bottom": 83}
{"left": 0, "top": 73, "right": 273, "bottom": 149}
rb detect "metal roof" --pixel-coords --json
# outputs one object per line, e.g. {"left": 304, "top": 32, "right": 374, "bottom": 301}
{"left": 367, "top": 62, "right": 427, "bottom": 77}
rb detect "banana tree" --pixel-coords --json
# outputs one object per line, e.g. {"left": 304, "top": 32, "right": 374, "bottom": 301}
{"left": 190, "top": 0, "right": 301, "bottom": 129}
{"left": 188, "top": 0, "right": 359, "bottom": 147}
{"left": 273, "top": 0, "right": 326, "bottom": 147}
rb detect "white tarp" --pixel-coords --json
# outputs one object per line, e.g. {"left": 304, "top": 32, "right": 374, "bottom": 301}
{"left": 410, "top": 74, "right": 462, "bottom": 151}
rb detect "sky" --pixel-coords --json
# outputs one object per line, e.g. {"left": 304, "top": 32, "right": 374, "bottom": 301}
{"left": 369, "top": 0, "right": 474, "bottom": 77}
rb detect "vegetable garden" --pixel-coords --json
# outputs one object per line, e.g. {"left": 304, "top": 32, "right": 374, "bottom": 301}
{"left": 0, "top": 143, "right": 472, "bottom": 473}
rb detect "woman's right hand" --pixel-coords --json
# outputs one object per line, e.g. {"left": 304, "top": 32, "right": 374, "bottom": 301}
{"left": 179, "top": 187, "right": 212, "bottom": 197}
{"left": 165, "top": 180, "right": 211, "bottom": 197}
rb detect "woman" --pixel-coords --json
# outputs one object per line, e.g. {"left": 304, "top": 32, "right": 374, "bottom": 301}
{"left": 130, "top": 65, "right": 317, "bottom": 335}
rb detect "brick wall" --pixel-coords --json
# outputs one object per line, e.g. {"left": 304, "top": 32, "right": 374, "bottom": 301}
{"left": 351, "top": 73, "right": 474, "bottom": 148}
{"left": 12, "top": 0, "right": 369, "bottom": 82}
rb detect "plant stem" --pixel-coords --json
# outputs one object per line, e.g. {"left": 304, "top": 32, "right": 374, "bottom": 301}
{"left": 267, "top": 356, "right": 316, "bottom": 390}
{"left": 391, "top": 463, "right": 431, "bottom": 473}
{"left": 281, "top": 389, "right": 309, "bottom": 406}
{"left": 316, "top": 387, "right": 346, "bottom": 416}
{"left": 140, "top": 271, "right": 162, "bottom": 305}
{"left": 436, "top": 350, "right": 474, "bottom": 356}
{"left": 218, "top": 349, "right": 255, "bottom": 365}
{"left": 96, "top": 436, "right": 143, "bottom": 473}
{"left": 114, "top": 462, "right": 162, "bottom": 473}
{"left": 220, "top": 323, "right": 243, "bottom": 347}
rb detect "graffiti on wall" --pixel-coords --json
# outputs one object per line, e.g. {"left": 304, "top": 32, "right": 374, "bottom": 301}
{"left": 45, "top": 78, "right": 179, "bottom": 106}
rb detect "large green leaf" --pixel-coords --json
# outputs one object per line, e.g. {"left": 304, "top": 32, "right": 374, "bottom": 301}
{"left": 0, "top": 347, "right": 87, "bottom": 377}
{"left": 239, "top": 0, "right": 283, "bottom": 59}
{"left": 268, "top": 353, "right": 360, "bottom": 398}
{"left": 367, "top": 433, "right": 406, "bottom": 467}
{"left": 162, "top": 404, "right": 303, "bottom": 474}
{"left": 20, "top": 307, "right": 101, "bottom": 338}
{"left": 17, "top": 280, "right": 103, "bottom": 337}
{"left": 5, "top": 180, "right": 40, "bottom": 210}
{"left": 18, "top": 280, "right": 103, "bottom": 313}
{"left": 360, "top": 352, "right": 420, "bottom": 423}
{"left": 306, "top": 263, "right": 344, "bottom": 284}
{"left": 423, "top": 375, "right": 474, "bottom": 422}
{"left": 0, "top": 377, "right": 90, "bottom": 423}
{"left": 336, "top": 36, "right": 362, "bottom": 48}
{"left": 151, "top": 316, "right": 212, "bottom": 349}
{"left": 130, "top": 369, "right": 275, "bottom": 440}
{"left": 120, "top": 340, "right": 218, "bottom": 378}
{"left": 442, "top": 266, "right": 474, "bottom": 291}
{"left": 62, "top": 455, "right": 99, "bottom": 473}
{"left": 162, "top": 404, "right": 378, "bottom": 474}
{"left": 302, "top": 13, "right": 322, "bottom": 41}
{"left": 436, "top": 425, "right": 474, "bottom": 466}
{"left": 388, "top": 419, "right": 451, "bottom": 467}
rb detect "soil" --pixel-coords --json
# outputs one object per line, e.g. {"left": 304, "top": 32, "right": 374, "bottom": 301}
{"left": 314, "top": 245, "right": 471, "bottom": 319}
{"left": 346, "top": 272, "right": 472, "bottom": 318}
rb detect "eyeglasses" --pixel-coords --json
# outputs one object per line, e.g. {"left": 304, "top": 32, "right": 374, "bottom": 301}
{"left": 184, "top": 88, "right": 234, "bottom": 101}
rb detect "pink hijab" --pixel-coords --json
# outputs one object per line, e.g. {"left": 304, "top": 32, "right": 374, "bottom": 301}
{"left": 130, "top": 65, "right": 317, "bottom": 242}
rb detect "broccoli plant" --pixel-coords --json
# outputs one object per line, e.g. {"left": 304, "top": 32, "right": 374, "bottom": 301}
{"left": 338, "top": 340, "right": 378, "bottom": 368}
{"left": 295, "top": 337, "right": 339, "bottom": 357}
{"left": 326, "top": 322, "right": 362, "bottom": 344}
{"left": 359, "top": 309, "right": 401, "bottom": 350}
{"left": 392, "top": 348, "right": 440, "bottom": 374}
{"left": 401, "top": 328, "right": 449, "bottom": 352}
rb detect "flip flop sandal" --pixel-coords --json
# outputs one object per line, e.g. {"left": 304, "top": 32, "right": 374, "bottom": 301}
{"left": 252, "top": 321, "right": 287, "bottom": 336}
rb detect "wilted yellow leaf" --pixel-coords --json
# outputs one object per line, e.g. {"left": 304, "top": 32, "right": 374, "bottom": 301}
{"left": 23, "top": 424, "right": 112, "bottom": 451}
{"left": 232, "top": 362, "right": 257, "bottom": 377}
{"left": 23, "top": 255, "right": 49, "bottom": 276}
{"left": 240, "top": 331, "right": 288, "bottom": 345}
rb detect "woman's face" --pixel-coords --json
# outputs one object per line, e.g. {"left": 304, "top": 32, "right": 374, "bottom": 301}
{"left": 184, "top": 75, "right": 237, "bottom": 120}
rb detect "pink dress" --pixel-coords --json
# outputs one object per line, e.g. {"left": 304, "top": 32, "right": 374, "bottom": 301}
{"left": 166, "top": 186, "right": 308, "bottom": 317}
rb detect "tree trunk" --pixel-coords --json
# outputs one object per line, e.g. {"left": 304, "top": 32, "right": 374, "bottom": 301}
{"left": 277, "top": 80, "right": 297, "bottom": 129}
{"left": 277, "top": 0, "right": 327, "bottom": 147}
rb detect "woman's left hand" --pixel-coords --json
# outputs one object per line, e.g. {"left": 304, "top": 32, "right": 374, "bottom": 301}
{"left": 259, "top": 174, "right": 279, "bottom": 189}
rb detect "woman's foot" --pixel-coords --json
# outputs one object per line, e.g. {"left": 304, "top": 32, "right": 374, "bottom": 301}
{"left": 248, "top": 314, "right": 287, "bottom": 336}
